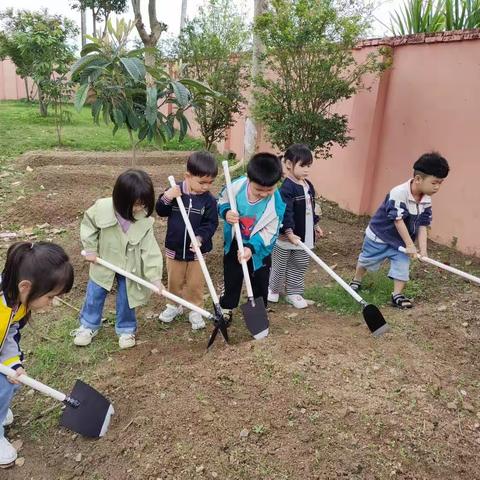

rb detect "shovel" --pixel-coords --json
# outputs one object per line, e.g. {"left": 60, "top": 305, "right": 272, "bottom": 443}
{"left": 0, "top": 364, "right": 114, "bottom": 438}
{"left": 399, "top": 247, "right": 480, "bottom": 285}
{"left": 297, "top": 241, "right": 389, "bottom": 336}
{"left": 82, "top": 252, "right": 219, "bottom": 329}
{"left": 222, "top": 161, "right": 269, "bottom": 340}
{"left": 167, "top": 176, "right": 228, "bottom": 349}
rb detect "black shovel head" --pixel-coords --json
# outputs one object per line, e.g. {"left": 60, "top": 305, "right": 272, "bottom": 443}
{"left": 60, "top": 380, "right": 114, "bottom": 438}
{"left": 240, "top": 297, "right": 269, "bottom": 339}
{"left": 362, "top": 304, "right": 390, "bottom": 337}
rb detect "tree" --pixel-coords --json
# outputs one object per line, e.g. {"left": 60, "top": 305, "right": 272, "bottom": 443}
{"left": 180, "top": 0, "right": 188, "bottom": 31}
{"left": 72, "top": 18, "right": 220, "bottom": 165}
{"left": 176, "top": 0, "right": 250, "bottom": 150}
{"left": 253, "top": 0, "right": 389, "bottom": 157}
{"left": 71, "top": 0, "right": 128, "bottom": 37}
{"left": 0, "top": 8, "right": 77, "bottom": 116}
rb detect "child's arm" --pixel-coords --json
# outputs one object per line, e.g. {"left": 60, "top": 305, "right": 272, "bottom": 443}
{"left": 194, "top": 196, "right": 219, "bottom": 246}
{"left": 140, "top": 227, "right": 163, "bottom": 286}
{"left": 308, "top": 181, "right": 323, "bottom": 239}
{"left": 80, "top": 205, "right": 100, "bottom": 261}
{"left": 0, "top": 324, "right": 22, "bottom": 370}
{"left": 417, "top": 226, "right": 428, "bottom": 257}
{"left": 394, "top": 219, "right": 417, "bottom": 257}
{"left": 280, "top": 182, "right": 300, "bottom": 244}
{"left": 155, "top": 185, "right": 181, "bottom": 217}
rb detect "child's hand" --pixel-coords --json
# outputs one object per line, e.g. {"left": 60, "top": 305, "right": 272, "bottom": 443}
{"left": 287, "top": 232, "right": 300, "bottom": 245}
{"left": 152, "top": 280, "right": 165, "bottom": 294}
{"left": 419, "top": 249, "right": 428, "bottom": 258}
{"left": 226, "top": 210, "right": 239, "bottom": 225}
{"left": 190, "top": 236, "right": 202, "bottom": 252}
{"left": 84, "top": 253, "right": 97, "bottom": 263}
{"left": 7, "top": 367, "right": 25, "bottom": 385}
{"left": 165, "top": 185, "right": 181, "bottom": 200}
{"left": 238, "top": 247, "right": 252, "bottom": 263}
{"left": 404, "top": 244, "right": 418, "bottom": 259}
{"left": 315, "top": 225, "right": 324, "bottom": 240}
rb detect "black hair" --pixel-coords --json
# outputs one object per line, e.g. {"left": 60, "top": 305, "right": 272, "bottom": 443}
{"left": 246, "top": 152, "right": 282, "bottom": 187}
{"left": 413, "top": 152, "right": 450, "bottom": 179}
{"left": 1, "top": 241, "right": 74, "bottom": 309}
{"left": 284, "top": 143, "right": 313, "bottom": 167}
{"left": 112, "top": 169, "right": 155, "bottom": 222}
{"left": 187, "top": 151, "right": 218, "bottom": 178}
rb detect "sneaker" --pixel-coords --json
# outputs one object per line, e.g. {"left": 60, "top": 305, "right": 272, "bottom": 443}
{"left": 286, "top": 294, "right": 308, "bottom": 309}
{"left": 349, "top": 280, "right": 362, "bottom": 292}
{"left": 0, "top": 436, "right": 17, "bottom": 467}
{"left": 189, "top": 311, "right": 206, "bottom": 331}
{"left": 71, "top": 326, "right": 98, "bottom": 347}
{"left": 2, "top": 410, "right": 13, "bottom": 428}
{"left": 118, "top": 333, "right": 136, "bottom": 349}
{"left": 268, "top": 290, "right": 279, "bottom": 303}
{"left": 159, "top": 304, "right": 183, "bottom": 323}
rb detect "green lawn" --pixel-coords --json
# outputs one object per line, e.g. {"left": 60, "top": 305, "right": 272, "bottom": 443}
{"left": 0, "top": 100, "right": 204, "bottom": 164}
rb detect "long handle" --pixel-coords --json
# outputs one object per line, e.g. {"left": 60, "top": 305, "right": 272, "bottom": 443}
{"left": 398, "top": 247, "right": 480, "bottom": 285}
{"left": 167, "top": 176, "right": 220, "bottom": 304}
{"left": 222, "top": 161, "right": 255, "bottom": 300}
{"left": 297, "top": 241, "right": 366, "bottom": 305}
{"left": 0, "top": 363, "right": 66, "bottom": 403}
{"left": 82, "top": 252, "right": 213, "bottom": 320}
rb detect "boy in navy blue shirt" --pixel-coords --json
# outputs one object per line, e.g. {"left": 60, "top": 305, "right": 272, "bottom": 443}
{"left": 156, "top": 152, "right": 219, "bottom": 330}
{"left": 350, "top": 152, "right": 450, "bottom": 308}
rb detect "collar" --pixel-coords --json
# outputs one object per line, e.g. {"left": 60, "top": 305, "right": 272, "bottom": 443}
{"left": 404, "top": 179, "right": 431, "bottom": 204}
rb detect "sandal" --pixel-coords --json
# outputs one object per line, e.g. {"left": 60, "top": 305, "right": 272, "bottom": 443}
{"left": 391, "top": 293, "right": 413, "bottom": 309}
{"left": 349, "top": 280, "right": 362, "bottom": 292}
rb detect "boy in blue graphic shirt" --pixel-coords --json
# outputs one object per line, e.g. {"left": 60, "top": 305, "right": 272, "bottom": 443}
{"left": 218, "top": 153, "right": 286, "bottom": 323}
{"left": 350, "top": 152, "right": 450, "bottom": 308}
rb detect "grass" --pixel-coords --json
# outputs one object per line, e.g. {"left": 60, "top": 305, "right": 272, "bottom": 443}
{"left": 305, "top": 267, "right": 424, "bottom": 315}
{"left": 0, "top": 100, "right": 205, "bottom": 164}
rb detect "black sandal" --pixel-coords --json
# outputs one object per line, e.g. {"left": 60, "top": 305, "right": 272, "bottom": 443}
{"left": 391, "top": 294, "right": 413, "bottom": 309}
{"left": 349, "top": 280, "right": 362, "bottom": 292}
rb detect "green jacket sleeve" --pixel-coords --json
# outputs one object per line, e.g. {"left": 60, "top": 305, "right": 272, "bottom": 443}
{"left": 140, "top": 227, "right": 163, "bottom": 283}
{"left": 80, "top": 204, "right": 100, "bottom": 253}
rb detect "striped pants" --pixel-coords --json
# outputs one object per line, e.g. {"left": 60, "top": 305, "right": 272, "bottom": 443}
{"left": 269, "top": 244, "right": 310, "bottom": 296}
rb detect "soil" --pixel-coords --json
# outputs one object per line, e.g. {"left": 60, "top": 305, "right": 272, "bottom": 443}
{"left": 1, "top": 151, "right": 479, "bottom": 480}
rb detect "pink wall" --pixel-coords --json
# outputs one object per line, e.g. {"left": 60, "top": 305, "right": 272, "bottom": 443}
{"left": 0, "top": 58, "right": 34, "bottom": 100}
{"left": 215, "top": 32, "right": 480, "bottom": 257}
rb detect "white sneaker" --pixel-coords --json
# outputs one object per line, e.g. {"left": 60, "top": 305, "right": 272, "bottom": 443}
{"left": 71, "top": 326, "right": 98, "bottom": 346}
{"left": 286, "top": 294, "right": 308, "bottom": 309}
{"left": 189, "top": 311, "right": 205, "bottom": 331}
{"left": 268, "top": 291, "right": 279, "bottom": 303}
{"left": 118, "top": 333, "right": 136, "bottom": 349}
{"left": 0, "top": 436, "right": 17, "bottom": 467}
{"left": 2, "top": 410, "right": 13, "bottom": 427}
{"left": 159, "top": 304, "right": 183, "bottom": 323}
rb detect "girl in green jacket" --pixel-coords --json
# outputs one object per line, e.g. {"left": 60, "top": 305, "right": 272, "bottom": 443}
{"left": 72, "top": 169, "right": 163, "bottom": 350}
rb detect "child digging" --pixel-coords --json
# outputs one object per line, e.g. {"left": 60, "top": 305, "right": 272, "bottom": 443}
{"left": 156, "top": 151, "right": 219, "bottom": 330}
{"left": 350, "top": 152, "right": 449, "bottom": 308}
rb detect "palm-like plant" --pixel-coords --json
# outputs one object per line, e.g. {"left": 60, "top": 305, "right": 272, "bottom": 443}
{"left": 444, "top": 0, "right": 480, "bottom": 29}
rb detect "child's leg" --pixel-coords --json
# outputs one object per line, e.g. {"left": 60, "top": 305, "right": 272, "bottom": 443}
{"left": 285, "top": 249, "right": 310, "bottom": 296}
{"left": 353, "top": 264, "right": 367, "bottom": 282}
{"left": 166, "top": 258, "right": 188, "bottom": 299}
{"left": 389, "top": 250, "right": 412, "bottom": 308}
{"left": 0, "top": 375, "right": 19, "bottom": 438}
{"left": 115, "top": 275, "right": 137, "bottom": 335}
{"left": 250, "top": 255, "right": 271, "bottom": 307}
{"left": 268, "top": 244, "right": 289, "bottom": 295}
{"left": 184, "top": 260, "right": 205, "bottom": 307}
{"left": 220, "top": 243, "right": 244, "bottom": 310}
{"left": 79, "top": 279, "right": 109, "bottom": 330}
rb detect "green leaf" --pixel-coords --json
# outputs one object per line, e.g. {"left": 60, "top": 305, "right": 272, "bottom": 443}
{"left": 70, "top": 54, "right": 101, "bottom": 76}
{"left": 171, "top": 81, "right": 190, "bottom": 108}
{"left": 178, "top": 114, "right": 190, "bottom": 141}
{"left": 145, "top": 86, "right": 157, "bottom": 126}
{"left": 119, "top": 57, "right": 146, "bottom": 82}
{"left": 80, "top": 43, "right": 102, "bottom": 56}
{"left": 91, "top": 99, "right": 103, "bottom": 124}
{"left": 112, "top": 107, "right": 125, "bottom": 128}
{"left": 74, "top": 83, "right": 89, "bottom": 112}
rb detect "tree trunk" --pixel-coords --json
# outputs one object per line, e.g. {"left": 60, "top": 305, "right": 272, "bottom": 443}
{"left": 38, "top": 85, "right": 48, "bottom": 117}
{"left": 102, "top": 12, "right": 110, "bottom": 37}
{"left": 92, "top": 8, "right": 97, "bottom": 37}
{"left": 127, "top": 127, "right": 136, "bottom": 166}
{"left": 180, "top": 0, "right": 188, "bottom": 31}
{"left": 132, "top": 0, "right": 167, "bottom": 88}
{"left": 24, "top": 78, "right": 30, "bottom": 102}
{"left": 244, "top": 0, "right": 267, "bottom": 161}
{"left": 81, "top": 8, "right": 87, "bottom": 47}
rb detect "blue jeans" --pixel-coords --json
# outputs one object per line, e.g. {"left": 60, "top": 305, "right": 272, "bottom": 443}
{"left": 0, "top": 374, "right": 19, "bottom": 438}
{"left": 80, "top": 276, "right": 137, "bottom": 335}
